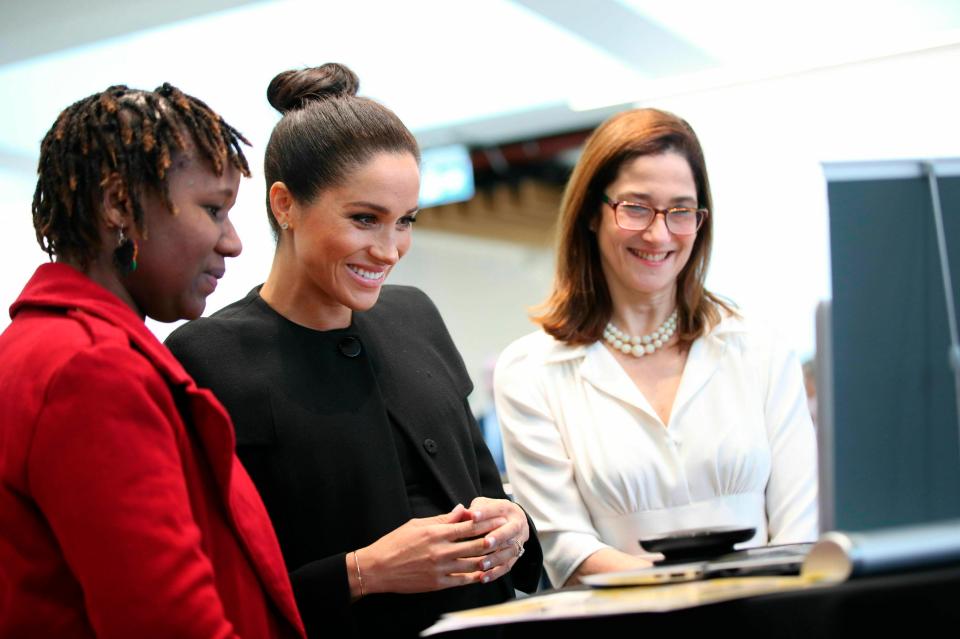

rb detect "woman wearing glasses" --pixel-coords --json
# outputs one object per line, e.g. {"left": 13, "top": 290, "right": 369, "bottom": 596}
{"left": 494, "top": 108, "right": 817, "bottom": 587}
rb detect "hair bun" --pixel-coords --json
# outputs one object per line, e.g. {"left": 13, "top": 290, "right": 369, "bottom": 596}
{"left": 266, "top": 63, "right": 359, "bottom": 114}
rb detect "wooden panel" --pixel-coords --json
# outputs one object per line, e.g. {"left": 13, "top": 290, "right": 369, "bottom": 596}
{"left": 417, "top": 180, "right": 562, "bottom": 246}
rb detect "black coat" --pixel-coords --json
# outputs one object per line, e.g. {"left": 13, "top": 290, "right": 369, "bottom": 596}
{"left": 166, "top": 286, "right": 542, "bottom": 637}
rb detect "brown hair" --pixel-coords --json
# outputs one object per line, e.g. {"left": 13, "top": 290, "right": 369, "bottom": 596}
{"left": 535, "top": 107, "right": 734, "bottom": 345}
{"left": 263, "top": 62, "right": 420, "bottom": 236}
{"left": 32, "top": 83, "right": 250, "bottom": 269}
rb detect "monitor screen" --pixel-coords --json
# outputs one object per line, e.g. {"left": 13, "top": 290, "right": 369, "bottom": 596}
{"left": 418, "top": 144, "right": 475, "bottom": 208}
{"left": 817, "top": 159, "right": 960, "bottom": 533}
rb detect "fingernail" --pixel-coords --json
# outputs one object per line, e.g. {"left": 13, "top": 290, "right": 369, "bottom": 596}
{"left": 473, "top": 510, "right": 483, "bottom": 519}
{"left": 495, "top": 517, "right": 507, "bottom": 527}
{"left": 482, "top": 575, "right": 491, "bottom": 583}
{"left": 485, "top": 536, "right": 496, "bottom": 548}
{"left": 482, "top": 559, "right": 492, "bottom": 570}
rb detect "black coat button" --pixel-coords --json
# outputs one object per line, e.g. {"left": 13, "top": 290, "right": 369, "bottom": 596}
{"left": 423, "top": 438, "right": 438, "bottom": 455}
{"left": 338, "top": 337, "right": 362, "bottom": 358}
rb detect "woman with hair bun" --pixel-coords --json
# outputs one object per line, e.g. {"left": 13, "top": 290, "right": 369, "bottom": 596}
{"left": 166, "top": 63, "right": 542, "bottom": 637}
{"left": 0, "top": 84, "right": 304, "bottom": 637}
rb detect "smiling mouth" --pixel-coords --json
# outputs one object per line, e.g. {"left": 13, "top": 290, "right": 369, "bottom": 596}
{"left": 347, "top": 265, "right": 386, "bottom": 282}
{"left": 628, "top": 249, "right": 671, "bottom": 262}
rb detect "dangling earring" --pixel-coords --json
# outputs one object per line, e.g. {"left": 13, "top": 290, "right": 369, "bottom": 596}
{"left": 113, "top": 226, "right": 138, "bottom": 273}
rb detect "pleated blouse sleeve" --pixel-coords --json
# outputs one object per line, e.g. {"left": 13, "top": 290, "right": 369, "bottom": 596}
{"left": 493, "top": 333, "right": 608, "bottom": 587}
{"left": 757, "top": 330, "right": 820, "bottom": 543}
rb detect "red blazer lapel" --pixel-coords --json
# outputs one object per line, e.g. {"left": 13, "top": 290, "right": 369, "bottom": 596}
{"left": 186, "top": 388, "right": 305, "bottom": 637}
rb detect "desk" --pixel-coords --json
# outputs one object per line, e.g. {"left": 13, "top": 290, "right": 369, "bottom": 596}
{"left": 439, "top": 564, "right": 960, "bottom": 637}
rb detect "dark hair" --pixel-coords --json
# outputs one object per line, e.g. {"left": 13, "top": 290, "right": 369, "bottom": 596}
{"left": 263, "top": 62, "right": 420, "bottom": 236}
{"left": 534, "top": 107, "right": 734, "bottom": 346}
{"left": 32, "top": 83, "right": 250, "bottom": 269}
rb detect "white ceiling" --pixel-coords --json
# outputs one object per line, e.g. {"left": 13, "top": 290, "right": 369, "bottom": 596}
{"left": 3, "top": 0, "right": 960, "bottom": 358}
{"left": 0, "top": 0, "right": 264, "bottom": 66}
{"left": 1, "top": 0, "right": 959, "bottom": 162}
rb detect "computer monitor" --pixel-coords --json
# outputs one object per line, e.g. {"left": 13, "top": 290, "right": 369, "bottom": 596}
{"left": 817, "top": 158, "right": 960, "bottom": 533}
{"left": 418, "top": 144, "right": 475, "bottom": 208}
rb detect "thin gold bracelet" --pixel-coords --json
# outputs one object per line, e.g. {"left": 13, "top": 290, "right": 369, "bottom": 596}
{"left": 353, "top": 550, "right": 365, "bottom": 598}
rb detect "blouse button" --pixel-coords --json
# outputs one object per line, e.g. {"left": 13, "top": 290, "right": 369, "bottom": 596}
{"left": 423, "top": 438, "right": 439, "bottom": 455}
{"left": 338, "top": 336, "right": 362, "bottom": 358}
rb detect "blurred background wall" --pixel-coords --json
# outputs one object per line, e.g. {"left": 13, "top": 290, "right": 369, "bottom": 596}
{"left": 2, "top": 0, "right": 959, "bottom": 413}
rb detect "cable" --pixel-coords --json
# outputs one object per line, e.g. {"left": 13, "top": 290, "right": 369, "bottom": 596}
{"left": 922, "top": 161, "right": 960, "bottom": 469}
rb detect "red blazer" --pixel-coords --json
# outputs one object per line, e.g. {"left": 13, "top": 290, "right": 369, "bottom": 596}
{"left": 0, "top": 264, "right": 305, "bottom": 639}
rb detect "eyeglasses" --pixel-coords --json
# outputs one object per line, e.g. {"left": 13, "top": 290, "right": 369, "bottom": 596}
{"left": 602, "top": 194, "right": 708, "bottom": 235}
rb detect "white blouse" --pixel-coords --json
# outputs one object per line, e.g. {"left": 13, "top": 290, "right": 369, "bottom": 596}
{"left": 494, "top": 314, "right": 818, "bottom": 587}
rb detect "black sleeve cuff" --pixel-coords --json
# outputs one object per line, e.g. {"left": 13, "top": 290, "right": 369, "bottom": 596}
{"left": 289, "top": 552, "right": 354, "bottom": 633}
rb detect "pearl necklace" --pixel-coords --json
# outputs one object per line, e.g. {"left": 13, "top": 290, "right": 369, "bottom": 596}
{"left": 604, "top": 310, "right": 678, "bottom": 358}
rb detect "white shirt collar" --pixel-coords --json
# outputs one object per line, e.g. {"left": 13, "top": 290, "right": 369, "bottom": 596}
{"left": 538, "top": 312, "right": 748, "bottom": 425}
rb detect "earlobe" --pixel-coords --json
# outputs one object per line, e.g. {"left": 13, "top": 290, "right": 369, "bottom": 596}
{"left": 587, "top": 212, "right": 599, "bottom": 233}
{"left": 269, "top": 181, "right": 295, "bottom": 230}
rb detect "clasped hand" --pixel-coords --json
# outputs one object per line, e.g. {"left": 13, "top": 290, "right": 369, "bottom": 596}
{"left": 355, "top": 497, "right": 529, "bottom": 597}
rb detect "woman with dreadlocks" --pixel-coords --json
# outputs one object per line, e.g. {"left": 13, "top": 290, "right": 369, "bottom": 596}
{"left": 0, "top": 84, "right": 305, "bottom": 638}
